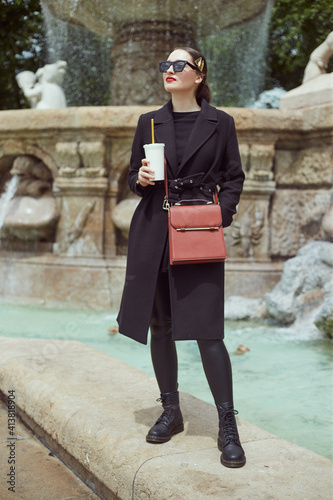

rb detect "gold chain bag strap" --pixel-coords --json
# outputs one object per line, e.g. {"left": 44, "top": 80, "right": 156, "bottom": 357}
{"left": 163, "top": 166, "right": 227, "bottom": 265}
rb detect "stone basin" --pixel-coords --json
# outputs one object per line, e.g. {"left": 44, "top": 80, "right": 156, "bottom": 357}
{"left": 42, "top": 0, "right": 268, "bottom": 37}
{"left": 0, "top": 195, "right": 59, "bottom": 241}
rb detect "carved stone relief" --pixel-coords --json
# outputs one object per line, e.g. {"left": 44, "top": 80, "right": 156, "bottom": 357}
{"left": 270, "top": 189, "right": 332, "bottom": 257}
{"left": 224, "top": 141, "right": 276, "bottom": 260}
{"left": 275, "top": 147, "right": 333, "bottom": 187}
{"left": 56, "top": 141, "right": 106, "bottom": 178}
{"left": 226, "top": 198, "right": 268, "bottom": 259}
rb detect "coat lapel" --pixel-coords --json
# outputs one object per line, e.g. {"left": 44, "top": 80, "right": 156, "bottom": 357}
{"left": 177, "top": 99, "right": 218, "bottom": 177}
{"left": 154, "top": 101, "right": 178, "bottom": 177}
{"left": 153, "top": 99, "right": 218, "bottom": 179}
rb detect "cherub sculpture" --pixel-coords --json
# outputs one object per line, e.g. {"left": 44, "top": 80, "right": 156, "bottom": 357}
{"left": 16, "top": 60, "right": 67, "bottom": 109}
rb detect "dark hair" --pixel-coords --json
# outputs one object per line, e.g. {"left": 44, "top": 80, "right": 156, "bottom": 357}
{"left": 174, "top": 46, "right": 211, "bottom": 105}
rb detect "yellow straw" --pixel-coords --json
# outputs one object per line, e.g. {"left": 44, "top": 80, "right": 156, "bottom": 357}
{"left": 151, "top": 118, "right": 155, "bottom": 144}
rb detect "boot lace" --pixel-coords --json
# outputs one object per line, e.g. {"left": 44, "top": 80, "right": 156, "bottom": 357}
{"left": 218, "top": 408, "right": 240, "bottom": 446}
{"left": 155, "top": 397, "right": 175, "bottom": 425}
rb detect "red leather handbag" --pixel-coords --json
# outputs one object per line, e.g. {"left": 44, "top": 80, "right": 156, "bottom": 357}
{"left": 164, "top": 170, "right": 227, "bottom": 266}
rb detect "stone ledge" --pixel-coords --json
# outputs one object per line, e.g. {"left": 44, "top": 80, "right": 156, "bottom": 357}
{"left": 0, "top": 104, "right": 332, "bottom": 135}
{"left": 0, "top": 338, "right": 331, "bottom": 500}
{"left": 0, "top": 255, "right": 283, "bottom": 309}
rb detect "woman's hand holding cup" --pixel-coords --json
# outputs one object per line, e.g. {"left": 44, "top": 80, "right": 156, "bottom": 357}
{"left": 138, "top": 159, "right": 155, "bottom": 187}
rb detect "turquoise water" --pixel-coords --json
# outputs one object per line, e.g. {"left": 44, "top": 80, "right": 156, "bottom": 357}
{"left": 1, "top": 303, "right": 332, "bottom": 460}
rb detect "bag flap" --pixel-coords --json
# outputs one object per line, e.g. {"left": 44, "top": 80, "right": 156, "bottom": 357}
{"left": 169, "top": 204, "right": 222, "bottom": 229}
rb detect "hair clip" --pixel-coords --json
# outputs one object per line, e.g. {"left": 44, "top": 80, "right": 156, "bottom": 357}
{"left": 195, "top": 57, "right": 204, "bottom": 72}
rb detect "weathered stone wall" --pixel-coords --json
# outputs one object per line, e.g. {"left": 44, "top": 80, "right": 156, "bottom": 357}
{"left": 271, "top": 129, "right": 332, "bottom": 257}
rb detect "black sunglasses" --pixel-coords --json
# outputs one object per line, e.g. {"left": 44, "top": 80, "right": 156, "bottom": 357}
{"left": 159, "top": 60, "right": 198, "bottom": 73}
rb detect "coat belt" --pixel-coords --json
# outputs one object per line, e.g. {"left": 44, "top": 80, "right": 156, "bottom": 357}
{"left": 167, "top": 173, "right": 216, "bottom": 203}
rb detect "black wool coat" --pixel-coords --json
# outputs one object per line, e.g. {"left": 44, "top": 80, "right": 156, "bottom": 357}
{"left": 117, "top": 99, "right": 244, "bottom": 344}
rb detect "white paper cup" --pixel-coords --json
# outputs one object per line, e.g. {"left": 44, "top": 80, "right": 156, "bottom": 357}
{"left": 143, "top": 143, "right": 165, "bottom": 181}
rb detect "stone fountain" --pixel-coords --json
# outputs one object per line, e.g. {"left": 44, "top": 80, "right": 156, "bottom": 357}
{"left": 41, "top": 0, "right": 270, "bottom": 104}
{"left": 0, "top": 4, "right": 332, "bottom": 314}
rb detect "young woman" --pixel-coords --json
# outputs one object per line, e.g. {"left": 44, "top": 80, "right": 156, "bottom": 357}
{"left": 117, "top": 47, "right": 246, "bottom": 468}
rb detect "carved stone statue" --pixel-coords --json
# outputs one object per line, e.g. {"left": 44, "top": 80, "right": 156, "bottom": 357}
{"left": 280, "top": 31, "right": 333, "bottom": 109}
{"left": 15, "top": 71, "right": 39, "bottom": 108}
{"left": 302, "top": 31, "right": 333, "bottom": 84}
{"left": 16, "top": 61, "right": 67, "bottom": 109}
{"left": 10, "top": 155, "right": 53, "bottom": 197}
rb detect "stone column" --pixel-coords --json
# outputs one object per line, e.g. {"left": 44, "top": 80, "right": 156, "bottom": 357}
{"left": 224, "top": 143, "right": 276, "bottom": 260}
{"left": 110, "top": 21, "right": 196, "bottom": 105}
{"left": 53, "top": 140, "right": 108, "bottom": 257}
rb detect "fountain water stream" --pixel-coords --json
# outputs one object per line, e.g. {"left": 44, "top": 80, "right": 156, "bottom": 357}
{"left": 203, "top": 0, "right": 275, "bottom": 106}
{"left": 0, "top": 176, "right": 19, "bottom": 232}
{"left": 41, "top": 4, "right": 112, "bottom": 107}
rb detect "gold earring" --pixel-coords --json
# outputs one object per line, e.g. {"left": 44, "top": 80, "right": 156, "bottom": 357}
{"left": 195, "top": 57, "right": 204, "bottom": 72}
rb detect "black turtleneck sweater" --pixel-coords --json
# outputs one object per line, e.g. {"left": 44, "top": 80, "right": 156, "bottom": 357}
{"left": 172, "top": 111, "right": 200, "bottom": 165}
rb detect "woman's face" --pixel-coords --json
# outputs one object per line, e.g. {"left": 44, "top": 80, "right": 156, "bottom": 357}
{"left": 162, "top": 49, "right": 203, "bottom": 96}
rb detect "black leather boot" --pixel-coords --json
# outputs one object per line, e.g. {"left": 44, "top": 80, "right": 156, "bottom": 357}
{"left": 217, "top": 402, "right": 246, "bottom": 468}
{"left": 146, "top": 391, "right": 184, "bottom": 443}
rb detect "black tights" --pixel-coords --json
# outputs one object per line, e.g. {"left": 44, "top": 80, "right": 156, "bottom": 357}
{"left": 150, "top": 272, "right": 233, "bottom": 405}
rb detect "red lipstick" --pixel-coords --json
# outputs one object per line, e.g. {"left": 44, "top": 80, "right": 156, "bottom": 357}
{"left": 166, "top": 77, "right": 176, "bottom": 82}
